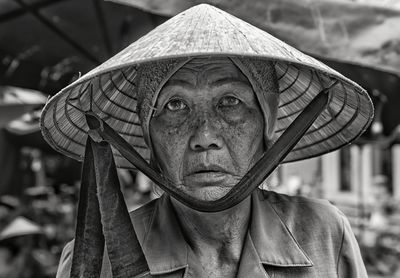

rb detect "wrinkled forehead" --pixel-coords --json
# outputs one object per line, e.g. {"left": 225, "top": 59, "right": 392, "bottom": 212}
{"left": 165, "top": 57, "right": 251, "bottom": 88}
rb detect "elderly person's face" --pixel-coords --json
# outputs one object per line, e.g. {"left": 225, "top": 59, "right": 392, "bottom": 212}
{"left": 149, "top": 58, "right": 265, "bottom": 201}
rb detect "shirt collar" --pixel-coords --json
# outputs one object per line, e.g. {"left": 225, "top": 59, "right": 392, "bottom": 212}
{"left": 131, "top": 194, "right": 188, "bottom": 275}
{"left": 131, "top": 190, "right": 313, "bottom": 276}
{"left": 250, "top": 190, "right": 313, "bottom": 268}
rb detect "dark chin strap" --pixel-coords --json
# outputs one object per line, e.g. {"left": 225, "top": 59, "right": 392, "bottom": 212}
{"left": 85, "top": 82, "right": 336, "bottom": 212}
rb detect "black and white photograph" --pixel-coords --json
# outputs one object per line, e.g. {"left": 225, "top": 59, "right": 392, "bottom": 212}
{"left": 1, "top": 0, "right": 400, "bottom": 277}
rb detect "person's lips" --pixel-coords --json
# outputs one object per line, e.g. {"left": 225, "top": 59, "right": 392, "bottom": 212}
{"left": 184, "top": 164, "right": 231, "bottom": 185}
{"left": 191, "top": 164, "right": 229, "bottom": 174}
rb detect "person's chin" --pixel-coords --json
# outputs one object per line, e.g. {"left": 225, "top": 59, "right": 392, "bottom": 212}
{"left": 183, "top": 186, "right": 231, "bottom": 201}
{"left": 182, "top": 173, "right": 234, "bottom": 201}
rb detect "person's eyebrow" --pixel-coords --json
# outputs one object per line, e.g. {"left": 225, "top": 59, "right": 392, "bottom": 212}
{"left": 163, "top": 79, "right": 194, "bottom": 88}
{"left": 210, "top": 77, "right": 251, "bottom": 87}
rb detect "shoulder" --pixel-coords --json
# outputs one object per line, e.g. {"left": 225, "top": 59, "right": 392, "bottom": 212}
{"left": 260, "top": 189, "right": 344, "bottom": 223}
{"left": 56, "top": 199, "right": 161, "bottom": 278}
{"left": 258, "top": 190, "right": 357, "bottom": 273}
{"left": 259, "top": 189, "right": 346, "bottom": 241}
{"left": 56, "top": 240, "right": 74, "bottom": 278}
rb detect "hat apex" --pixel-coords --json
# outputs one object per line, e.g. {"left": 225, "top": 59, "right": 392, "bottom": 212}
{"left": 78, "top": 3, "right": 336, "bottom": 83}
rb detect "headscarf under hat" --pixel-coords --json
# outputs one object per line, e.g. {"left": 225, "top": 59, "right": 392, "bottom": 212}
{"left": 136, "top": 56, "right": 280, "bottom": 153}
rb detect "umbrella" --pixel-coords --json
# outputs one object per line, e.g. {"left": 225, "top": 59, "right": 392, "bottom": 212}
{"left": 0, "top": 0, "right": 167, "bottom": 95}
{"left": 6, "top": 110, "right": 42, "bottom": 136}
{"left": 0, "top": 86, "right": 46, "bottom": 127}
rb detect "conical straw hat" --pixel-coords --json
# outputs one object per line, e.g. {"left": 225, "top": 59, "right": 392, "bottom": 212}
{"left": 0, "top": 217, "right": 42, "bottom": 241}
{"left": 40, "top": 4, "right": 373, "bottom": 169}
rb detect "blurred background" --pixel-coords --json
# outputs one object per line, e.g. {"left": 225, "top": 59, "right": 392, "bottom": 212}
{"left": 1, "top": 0, "right": 400, "bottom": 277}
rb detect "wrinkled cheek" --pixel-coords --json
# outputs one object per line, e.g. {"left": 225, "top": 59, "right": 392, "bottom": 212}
{"left": 222, "top": 120, "right": 264, "bottom": 170}
{"left": 150, "top": 122, "right": 189, "bottom": 182}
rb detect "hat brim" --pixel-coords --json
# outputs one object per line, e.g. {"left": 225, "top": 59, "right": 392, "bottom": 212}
{"left": 40, "top": 4, "right": 373, "bottom": 169}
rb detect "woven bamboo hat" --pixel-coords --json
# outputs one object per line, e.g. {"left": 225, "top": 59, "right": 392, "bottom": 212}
{"left": 40, "top": 4, "right": 373, "bottom": 169}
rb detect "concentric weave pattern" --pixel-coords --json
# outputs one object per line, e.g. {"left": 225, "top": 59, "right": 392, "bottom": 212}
{"left": 40, "top": 4, "right": 373, "bottom": 169}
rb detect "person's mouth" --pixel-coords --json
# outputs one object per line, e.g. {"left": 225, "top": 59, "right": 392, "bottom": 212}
{"left": 184, "top": 165, "right": 231, "bottom": 185}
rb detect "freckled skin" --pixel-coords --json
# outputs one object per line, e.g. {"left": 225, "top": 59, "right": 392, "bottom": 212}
{"left": 148, "top": 58, "right": 268, "bottom": 278}
{"left": 149, "top": 58, "right": 265, "bottom": 201}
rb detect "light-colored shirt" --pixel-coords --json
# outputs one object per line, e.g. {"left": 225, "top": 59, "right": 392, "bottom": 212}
{"left": 56, "top": 189, "right": 368, "bottom": 277}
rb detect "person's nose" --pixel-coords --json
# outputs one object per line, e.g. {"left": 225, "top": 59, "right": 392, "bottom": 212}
{"left": 189, "top": 114, "right": 223, "bottom": 152}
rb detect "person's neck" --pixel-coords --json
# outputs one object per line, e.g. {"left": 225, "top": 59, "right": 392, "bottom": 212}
{"left": 170, "top": 195, "right": 251, "bottom": 260}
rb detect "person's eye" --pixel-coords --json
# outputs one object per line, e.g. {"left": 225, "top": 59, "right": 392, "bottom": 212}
{"left": 218, "top": 96, "right": 241, "bottom": 107}
{"left": 165, "top": 98, "right": 188, "bottom": 111}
